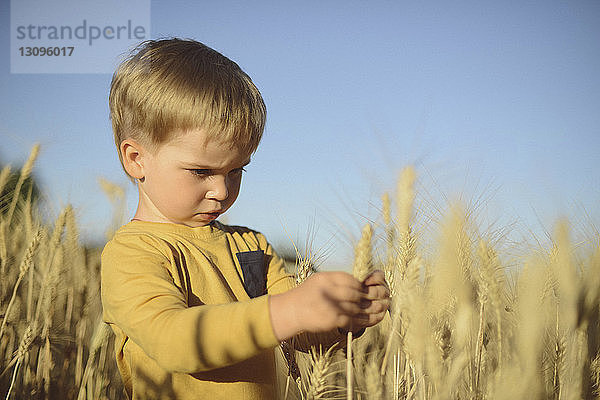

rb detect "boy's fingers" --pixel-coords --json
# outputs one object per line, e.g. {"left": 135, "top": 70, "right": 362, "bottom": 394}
{"left": 351, "top": 311, "right": 387, "bottom": 328}
{"left": 323, "top": 292, "right": 364, "bottom": 315}
{"left": 363, "top": 283, "right": 390, "bottom": 301}
{"left": 326, "top": 277, "right": 389, "bottom": 303}
{"left": 323, "top": 289, "right": 388, "bottom": 316}
{"left": 359, "top": 298, "right": 390, "bottom": 313}
{"left": 315, "top": 271, "right": 363, "bottom": 291}
{"left": 362, "top": 270, "right": 387, "bottom": 287}
{"left": 328, "top": 284, "right": 365, "bottom": 304}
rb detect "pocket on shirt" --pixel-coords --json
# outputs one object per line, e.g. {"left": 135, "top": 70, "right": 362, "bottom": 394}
{"left": 236, "top": 250, "right": 267, "bottom": 298}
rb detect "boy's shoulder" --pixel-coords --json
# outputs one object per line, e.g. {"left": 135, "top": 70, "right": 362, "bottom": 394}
{"left": 215, "top": 221, "right": 265, "bottom": 238}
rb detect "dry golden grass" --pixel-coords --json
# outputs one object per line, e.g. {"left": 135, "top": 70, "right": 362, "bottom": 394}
{"left": 1, "top": 146, "right": 598, "bottom": 399}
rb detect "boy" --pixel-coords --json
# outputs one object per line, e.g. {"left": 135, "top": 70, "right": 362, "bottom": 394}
{"left": 101, "top": 38, "right": 390, "bottom": 400}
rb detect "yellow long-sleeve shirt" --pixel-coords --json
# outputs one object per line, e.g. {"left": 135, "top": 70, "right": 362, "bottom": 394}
{"left": 101, "top": 220, "right": 298, "bottom": 400}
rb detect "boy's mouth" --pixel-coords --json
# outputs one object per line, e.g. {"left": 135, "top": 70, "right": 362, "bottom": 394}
{"left": 197, "top": 211, "right": 222, "bottom": 220}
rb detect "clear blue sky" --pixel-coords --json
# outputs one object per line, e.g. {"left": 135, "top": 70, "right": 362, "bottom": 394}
{"left": 2, "top": 1, "right": 599, "bottom": 267}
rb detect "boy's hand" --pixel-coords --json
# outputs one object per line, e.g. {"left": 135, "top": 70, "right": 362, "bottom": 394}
{"left": 269, "top": 270, "right": 390, "bottom": 341}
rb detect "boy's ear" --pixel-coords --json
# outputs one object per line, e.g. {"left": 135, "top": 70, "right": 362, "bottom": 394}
{"left": 120, "top": 139, "right": 146, "bottom": 180}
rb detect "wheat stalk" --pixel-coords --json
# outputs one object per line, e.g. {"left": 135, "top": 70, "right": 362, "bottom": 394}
{"left": 76, "top": 321, "right": 111, "bottom": 400}
{"left": 0, "top": 219, "right": 7, "bottom": 278}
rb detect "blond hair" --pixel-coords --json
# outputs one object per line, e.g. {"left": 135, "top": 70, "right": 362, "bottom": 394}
{"left": 109, "top": 38, "right": 266, "bottom": 176}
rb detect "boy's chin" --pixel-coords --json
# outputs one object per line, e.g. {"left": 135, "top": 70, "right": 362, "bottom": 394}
{"left": 175, "top": 221, "right": 213, "bottom": 228}
{"left": 187, "top": 213, "right": 222, "bottom": 226}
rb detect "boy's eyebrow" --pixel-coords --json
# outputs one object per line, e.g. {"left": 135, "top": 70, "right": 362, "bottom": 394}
{"left": 181, "top": 159, "right": 251, "bottom": 169}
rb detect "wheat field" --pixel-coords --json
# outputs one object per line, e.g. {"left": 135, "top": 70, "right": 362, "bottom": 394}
{"left": 1, "top": 145, "right": 598, "bottom": 399}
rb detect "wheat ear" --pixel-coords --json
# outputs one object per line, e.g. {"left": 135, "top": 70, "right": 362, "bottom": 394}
{"left": 33, "top": 207, "right": 68, "bottom": 325}
{"left": 382, "top": 167, "right": 416, "bottom": 375}
{"left": 353, "top": 224, "right": 373, "bottom": 281}
{"left": 5, "top": 143, "right": 40, "bottom": 227}
{"left": 305, "top": 344, "right": 337, "bottom": 399}
{"left": 5, "top": 324, "right": 34, "bottom": 400}
{"left": 0, "top": 165, "right": 12, "bottom": 196}
{"left": 347, "top": 223, "right": 374, "bottom": 400}
{"left": 0, "top": 229, "right": 42, "bottom": 341}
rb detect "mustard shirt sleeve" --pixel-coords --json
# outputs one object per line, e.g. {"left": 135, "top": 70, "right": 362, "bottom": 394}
{"left": 101, "top": 235, "right": 280, "bottom": 374}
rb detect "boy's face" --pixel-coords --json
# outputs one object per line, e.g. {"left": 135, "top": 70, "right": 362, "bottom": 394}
{"left": 134, "top": 129, "right": 251, "bottom": 227}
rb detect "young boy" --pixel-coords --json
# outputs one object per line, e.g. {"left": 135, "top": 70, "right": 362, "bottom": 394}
{"left": 101, "top": 38, "right": 390, "bottom": 400}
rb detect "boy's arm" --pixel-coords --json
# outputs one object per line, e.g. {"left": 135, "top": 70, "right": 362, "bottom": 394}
{"left": 101, "top": 237, "right": 281, "bottom": 374}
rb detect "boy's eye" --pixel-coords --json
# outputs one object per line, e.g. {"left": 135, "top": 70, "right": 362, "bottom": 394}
{"left": 189, "top": 169, "right": 211, "bottom": 177}
{"left": 188, "top": 167, "right": 246, "bottom": 178}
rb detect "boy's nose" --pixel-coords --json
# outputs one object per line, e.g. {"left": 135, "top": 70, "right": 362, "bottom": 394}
{"left": 206, "top": 176, "right": 228, "bottom": 200}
